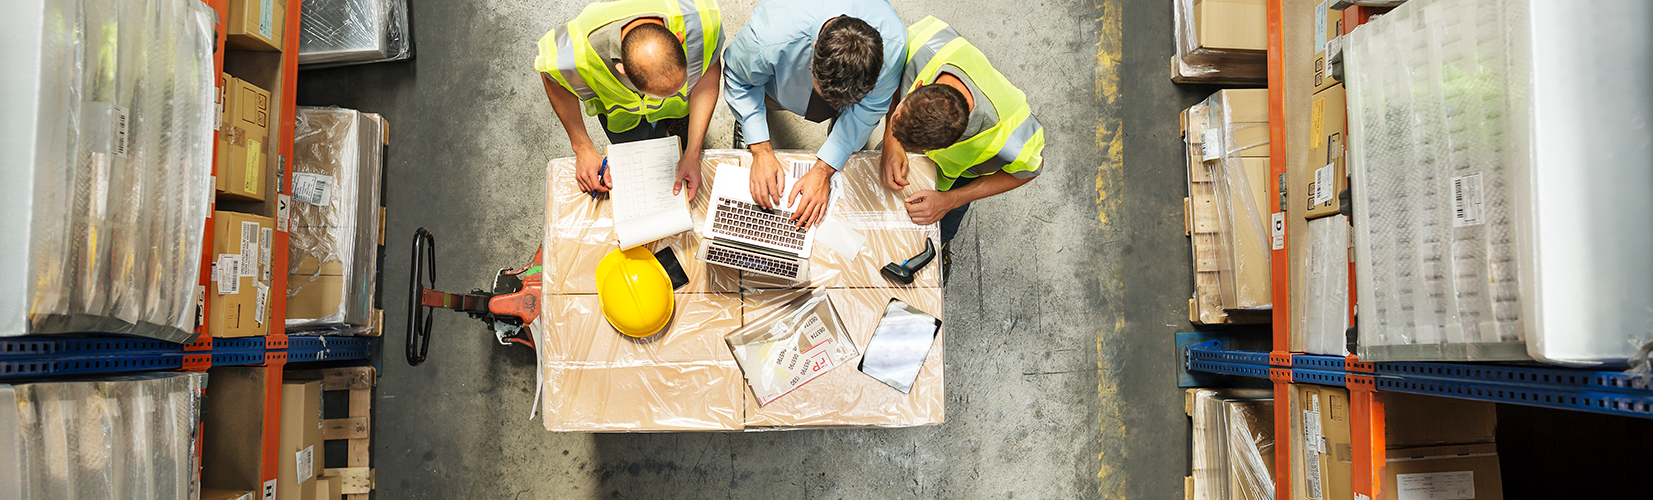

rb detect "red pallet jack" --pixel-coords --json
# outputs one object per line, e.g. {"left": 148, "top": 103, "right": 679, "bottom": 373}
{"left": 406, "top": 228, "right": 540, "bottom": 365}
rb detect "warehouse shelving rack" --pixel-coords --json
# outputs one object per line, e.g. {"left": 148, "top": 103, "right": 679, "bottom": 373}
{"left": 1194, "top": 2, "right": 1653, "bottom": 500}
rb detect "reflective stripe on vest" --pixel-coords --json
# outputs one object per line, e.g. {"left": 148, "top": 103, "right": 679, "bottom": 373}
{"left": 535, "top": 0, "right": 722, "bottom": 133}
{"left": 903, "top": 17, "right": 1043, "bottom": 190}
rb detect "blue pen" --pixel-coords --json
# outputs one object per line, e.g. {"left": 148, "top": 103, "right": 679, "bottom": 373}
{"left": 590, "top": 157, "right": 608, "bottom": 199}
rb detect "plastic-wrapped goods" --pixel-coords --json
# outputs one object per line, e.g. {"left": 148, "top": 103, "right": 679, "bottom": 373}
{"left": 0, "top": 373, "right": 205, "bottom": 499}
{"left": 1187, "top": 389, "right": 1274, "bottom": 500}
{"left": 298, "top": 0, "right": 412, "bottom": 68}
{"left": 538, "top": 151, "right": 945, "bottom": 431}
{"left": 1510, "top": 1, "right": 1653, "bottom": 367}
{"left": 1347, "top": 0, "right": 1653, "bottom": 363}
{"left": 287, "top": 107, "right": 384, "bottom": 334}
{"left": 1185, "top": 90, "right": 1272, "bottom": 325}
{"left": 0, "top": 0, "right": 218, "bottom": 342}
{"left": 1301, "top": 215, "right": 1350, "bottom": 356}
{"left": 1173, "top": 0, "right": 1268, "bottom": 84}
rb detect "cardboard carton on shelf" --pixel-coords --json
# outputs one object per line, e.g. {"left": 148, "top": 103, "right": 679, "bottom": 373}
{"left": 202, "top": 367, "right": 275, "bottom": 493}
{"left": 227, "top": 0, "right": 286, "bottom": 52}
{"left": 217, "top": 75, "right": 272, "bottom": 202}
{"left": 1382, "top": 444, "right": 1503, "bottom": 500}
{"left": 1305, "top": 84, "right": 1346, "bottom": 219}
{"left": 278, "top": 380, "right": 323, "bottom": 500}
{"left": 201, "top": 489, "right": 257, "bottom": 500}
{"left": 1311, "top": 0, "right": 1344, "bottom": 93}
{"left": 210, "top": 210, "right": 275, "bottom": 338}
{"left": 1173, "top": 0, "right": 1269, "bottom": 84}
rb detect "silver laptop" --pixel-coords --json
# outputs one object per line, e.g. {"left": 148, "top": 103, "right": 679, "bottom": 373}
{"left": 697, "top": 163, "right": 817, "bottom": 281}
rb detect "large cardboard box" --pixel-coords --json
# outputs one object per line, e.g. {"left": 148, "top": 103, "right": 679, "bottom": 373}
{"left": 1385, "top": 393, "right": 1497, "bottom": 448}
{"left": 1305, "top": 85, "right": 1346, "bottom": 219}
{"left": 287, "top": 109, "right": 385, "bottom": 332}
{"left": 211, "top": 211, "right": 275, "bottom": 337}
{"left": 1318, "top": 387, "right": 1354, "bottom": 500}
{"left": 227, "top": 0, "right": 286, "bottom": 52}
{"left": 1193, "top": 0, "right": 1268, "bottom": 51}
{"left": 1382, "top": 444, "right": 1504, "bottom": 500}
{"left": 1290, "top": 384, "right": 1328, "bottom": 500}
{"left": 201, "top": 489, "right": 257, "bottom": 500}
{"left": 1311, "top": 1, "right": 1344, "bottom": 92}
{"left": 217, "top": 76, "right": 271, "bottom": 202}
{"left": 1308, "top": 390, "right": 1496, "bottom": 500}
{"left": 278, "top": 381, "right": 322, "bottom": 500}
{"left": 202, "top": 367, "right": 273, "bottom": 494}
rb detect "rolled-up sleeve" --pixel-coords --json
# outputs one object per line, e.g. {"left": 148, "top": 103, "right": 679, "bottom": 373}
{"left": 722, "top": 31, "right": 772, "bottom": 146}
{"left": 818, "top": 38, "right": 903, "bottom": 170}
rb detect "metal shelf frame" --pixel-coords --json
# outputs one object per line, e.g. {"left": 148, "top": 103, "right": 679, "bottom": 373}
{"left": 0, "top": 333, "right": 375, "bottom": 381}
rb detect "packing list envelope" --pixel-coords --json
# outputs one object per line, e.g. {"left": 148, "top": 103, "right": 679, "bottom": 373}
{"left": 726, "top": 289, "right": 857, "bottom": 405}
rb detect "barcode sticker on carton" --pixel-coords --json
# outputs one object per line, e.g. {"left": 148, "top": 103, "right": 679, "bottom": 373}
{"left": 1200, "top": 129, "right": 1222, "bottom": 161}
{"left": 260, "top": 228, "right": 273, "bottom": 281}
{"left": 295, "top": 445, "right": 314, "bottom": 485}
{"left": 254, "top": 282, "right": 268, "bottom": 325}
{"left": 789, "top": 159, "right": 814, "bottom": 180}
{"left": 110, "top": 104, "right": 130, "bottom": 157}
{"left": 1314, "top": 164, "right": 1335, "bottom": 205}
{"left": 240, "top": 221, "right": 260, "bottom": 277}
{"left": 259, "top": 0, "right": 275, "bottom": 38}
{"left": 218, "top": 255, "right": 241, "bottom": 295}
{"left": 1450, "top": 172, "right": 1485, "bottom": 227}
{"left": 1396, "top": 471, "right": 1474, "bottom": 500}
{"left": 292, "top": 173, "right": 333, "bottom": 206}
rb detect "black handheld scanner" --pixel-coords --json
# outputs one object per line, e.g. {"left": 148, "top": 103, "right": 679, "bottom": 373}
{"left": 880, "top": 239, "right": 936, "bottom": 285}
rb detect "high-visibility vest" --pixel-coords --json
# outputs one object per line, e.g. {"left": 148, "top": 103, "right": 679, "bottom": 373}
{"left": 904, "top": 17, "right": 1044, "bottom": 191}
{"left": 535, "top": 0, "right": 722, "bottom": 133}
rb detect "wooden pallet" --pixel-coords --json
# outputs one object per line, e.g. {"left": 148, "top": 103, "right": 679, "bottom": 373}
{"left": 1183, "top": 106, "right": 1270, "bottom": 325}
{"left": 293, "top": 366, "right": 377, "bottom": 500}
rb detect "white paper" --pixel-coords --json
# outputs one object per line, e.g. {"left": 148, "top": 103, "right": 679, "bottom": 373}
{"left": 1272, "top": 212, "right": 1287, "bottom": 250}
{"left": 1450, "top": 172, "right": 1484, "bottom": 227}
{"left": 218, "top": 255, "right": 242, "bottom": 295}
{"left": 1201, "top": 129, "right": 1223, "bottom": 161}
{"left": 260, "top": 227, "right": 273, "bottom": 281}
{"left": 295, "top": 445, "right": 314, "bottom": 484}
{"left": 813, "top": 217, "right": 866, "bottom": 258}
{"left": 292, "top": 172, "right": 333, "bottom": 206}
{"left": 1397, "top": 471, "right": 1475, "bottom": 500}
{"left": 608, "top": 136, "right": 694, "bottom": 249}
{"left": 240, "top": 222, "right": 260, "bottom": 277}
{"left": 1314, "top": 164, "right": 1335, "bottom": 205}
{"left": 254, "top": 283, "right": 269, "bottom": 324}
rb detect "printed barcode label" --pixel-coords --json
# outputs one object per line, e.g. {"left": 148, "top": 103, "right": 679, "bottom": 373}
{"left": 1450, "top": 172, "right": 1485, "bottom": 227}
{"left": 295, "top": 445, "right": 314, "bottom": 485}
{"left": 1397, "top": 471, "right": 1475, "bottom": 500}
{"left": 292, "top": 173, "right": 333, "bottom": 206}
{"left": 1313, "top": 164, "right": 1335, "bottom": 205}
{"left": 260, "top": 227, "right": 273, "bottom": 281}
{"left": 1200, "top": 129, "right": 1222, "bottom": 161}
{"left": 1305, "top": 443, "right": 1324, "bottom": 500}
{"left": 1305, "top": 410, "right": 1324, "bottom": 453}
{"left": 254, "top": 283, "right": 269, "bottom": 325}
{"left": 240, "top": 221, "right": 260, "bottom": 277}
{"left": 217, "top": 255, "right": 241, "bottom": 295}
{"left": 789, "top": 160, "right": 814, "bottom": 180}
{"left": 259, "top": 0, "right": 275, "bottom": 38}
{"left": 801, "top": 314, "right": 829, "bottom": 346}
{"left": 110, "top": 105, "right": 130, "bottom": 157}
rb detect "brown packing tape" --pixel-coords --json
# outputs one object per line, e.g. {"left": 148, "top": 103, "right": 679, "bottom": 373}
{"left": 538, "top": 293, "right": 745, "bottom": 431}
{"left": 739, "top": 287, "right": 944, "bottom": 428}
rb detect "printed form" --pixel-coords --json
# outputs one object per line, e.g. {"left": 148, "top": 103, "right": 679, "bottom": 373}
{"left": 608, "top": 136, "right": 694, "bottom": 249}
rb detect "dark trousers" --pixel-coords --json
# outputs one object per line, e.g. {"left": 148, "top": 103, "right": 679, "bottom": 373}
{"left": 598, "top": 114, "right": 690, "bottom": 150}
{"left": 939, "top": 176, "right": 974, "bottom": 244}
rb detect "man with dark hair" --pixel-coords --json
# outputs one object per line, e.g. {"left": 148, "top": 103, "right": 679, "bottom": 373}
{"left": 537, "top": 0, "right": 725, "bottom": 200}
{"left": 880, "top": 17, "right": 1045, "bottom": 244}
{"left": 722, "top": 0, "right": 906, "bottom": 229}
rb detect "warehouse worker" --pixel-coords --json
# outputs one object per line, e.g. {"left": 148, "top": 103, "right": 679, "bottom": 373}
{"left": 536, "top": 0, "right": 724, "bottom": 200}
{"left": 722, "top": 0, "right": 906, "bottom": 229}
{"left": 879, "top": 17, "right": 1044, "bottom": 244}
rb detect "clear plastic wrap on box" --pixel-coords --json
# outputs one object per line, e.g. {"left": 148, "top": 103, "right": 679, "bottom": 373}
{"left": 287, "top": 107, "right": 384, "bottom": 334}
{"left": 1347, "top": 0, "right": 1530, "bottom": 361}
{"left": 1172, "top": 0, "right": 1268, "bottom": 84}
{"left": 298, "top": 0, "right": 412, "bottom": 68}
{"left": 1188, "top": 389, "right": 1274, "bottom": 500}
{"left": 0, "top": 373, "right": 205, "bottom": 499}
{"left": 1, "top": 0, "right": 218, "bottom": 342}
{"left": 538, "top": 151, "right": 945, "bottom": 431}
{"left": 1186, "top": 90, "right": 1272, "bottom": 314}
{"left": 1301, "top": 215, "right": 1350, "bottom": 356}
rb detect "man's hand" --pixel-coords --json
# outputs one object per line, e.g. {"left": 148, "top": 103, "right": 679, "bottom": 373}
{"left": 787, "top": 160, "right": 835, "bottom": 229}
{"left": 904, "top": 190, "right": 957, "bottom": 225}
{"left": 748, "top": 147, "right": 786, "bottom": 209}
{"left": 575, "top": 149, "right": 609, "bottom": 194}
{"left": 880, "top": 149, "right": 910, "bottom": 191}
{"left": 673, "top": 150, "right": 703, "bottom": 201}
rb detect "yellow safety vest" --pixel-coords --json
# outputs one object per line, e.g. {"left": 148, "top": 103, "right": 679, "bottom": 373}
{"left": 904, "top": 17, "right": 1045, "bottom": 191}
{"left": 535, "top": 0, "right": 722, "bottom": 133}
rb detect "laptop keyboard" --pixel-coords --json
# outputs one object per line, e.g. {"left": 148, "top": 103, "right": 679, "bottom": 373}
{"left": 712, "top": 199, "right": 808, "bottom": 252}
{"left": 706, "top": 245, "right": 800, "bottom": 279}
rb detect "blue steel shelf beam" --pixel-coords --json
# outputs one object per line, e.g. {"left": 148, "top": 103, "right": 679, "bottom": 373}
{"left": 0, "top": 334, "right": 374, "bottom": 380}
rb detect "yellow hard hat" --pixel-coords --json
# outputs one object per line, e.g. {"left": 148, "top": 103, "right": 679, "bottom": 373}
{"left": 595, "top": 247, "right": 674, "bottom": 337}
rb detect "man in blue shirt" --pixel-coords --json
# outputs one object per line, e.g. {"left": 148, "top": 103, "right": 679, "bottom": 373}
{"left": 722, "top": 0, "right": 906, "bottom": 229}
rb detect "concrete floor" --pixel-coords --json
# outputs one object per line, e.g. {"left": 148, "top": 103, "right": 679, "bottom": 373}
{"left": 298, "top": 0, "right": 1217, "bottom": 497}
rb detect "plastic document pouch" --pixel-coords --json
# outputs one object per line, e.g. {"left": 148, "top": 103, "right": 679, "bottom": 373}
{"left": 858, "top": 299, "right": 942, "bottom": 393}
{"left": 726, "top": 289, "right": 858, "bottom": 406}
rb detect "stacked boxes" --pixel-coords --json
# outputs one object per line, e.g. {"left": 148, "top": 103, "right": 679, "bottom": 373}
{"left": 227, "top": 0, "right": 287, "bottom": 51}
{"left": 218, "top": 75, "right": 273, "bottom": 202}
{"left": 1184, "top": 89, "right": 1272, "bottom": 324}
{"left": 1293, "top": 388, "right": 1503, "bottom": 500}
{"left": 1187, "top": 389, "right": 1276, "bottom": 500}
{"left": 1172, "top": 0, "right": 1269, "bottom": 84}
{"left": 211, "top": 211, "right": 277, "bottom": 337}
{"left": 286, "top": 107, "right": 386, "bottom": 334}
{"left": 277, "top": 381, "right": 322, "bottom": 500}
{"left": 538, "top": 151, "right": 945, "bottom": 431}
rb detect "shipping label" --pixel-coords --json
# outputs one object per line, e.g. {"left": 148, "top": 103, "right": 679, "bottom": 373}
{"left": 260, "top": 227, "right": 273, "bottom": 281}
{"left": 1397, "top": 471, "right": 1474, "bottom": 500}
{"left": 217, "top": 255, "right": 241, "bottom": 295}
{"left": 240, "top": 221, "right": 260, "bottom": 277}
{"left": 292, "top": 173, "right": 333, "bottom": 206}
{"left": 1450, "top": 172, "right": 1485, "bottom": 227}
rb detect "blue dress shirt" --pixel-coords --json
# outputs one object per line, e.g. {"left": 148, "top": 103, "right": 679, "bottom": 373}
{"left": 721, "top": 0, "right": 906, "bottom": 169}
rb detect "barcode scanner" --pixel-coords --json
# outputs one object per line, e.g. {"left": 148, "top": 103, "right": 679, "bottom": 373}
{"left": 881, "top": 239, "right": 936, "bottom": 285}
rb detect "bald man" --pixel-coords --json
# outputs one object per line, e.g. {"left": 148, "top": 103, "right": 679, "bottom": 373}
{"left": 536, "top": 0, "right": 725, "bottom": 199}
